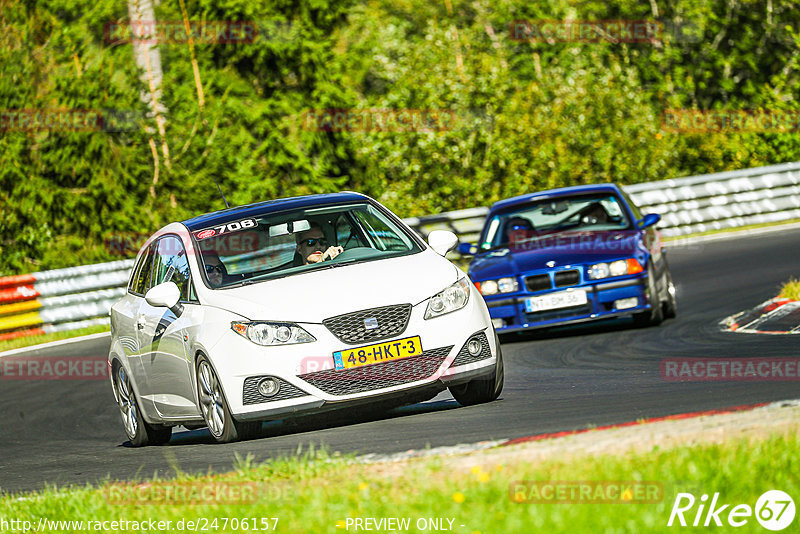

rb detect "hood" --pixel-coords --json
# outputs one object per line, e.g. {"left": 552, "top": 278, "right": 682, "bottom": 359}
{"left": 469, "top": 230, "right": 645, "bottom": 280}
{"left": 201, "top": 250, "right": 459, "bottom": 323}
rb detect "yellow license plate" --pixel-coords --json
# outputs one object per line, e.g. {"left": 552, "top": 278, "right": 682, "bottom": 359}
{"left": 333, "top": 336, "right": 423, "bottom": 371}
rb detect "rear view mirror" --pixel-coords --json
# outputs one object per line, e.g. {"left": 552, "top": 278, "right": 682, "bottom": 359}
{"left": 269, "top": 219, "right": 311, "bottom": 237}
{"left": 542, "top": 201, "right": 568, "bottom": 215}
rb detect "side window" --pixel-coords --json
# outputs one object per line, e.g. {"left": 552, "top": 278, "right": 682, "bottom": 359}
{"left": 128, "top": 253, "right": 145, "bottom": 293}
{"left": 353, "top": 208, "right": 411, "bottom": 251}
{"left": 335, "top": 214, "right": 364, "bottom": 249}
{"left": 151, "top": 236, "right": 192, "bottom": 301}
{"left": 130, "top": 244, "right": 155, "bottom": 295}
{"left": 621, "top": 191, "right": 642, "bottom": 220}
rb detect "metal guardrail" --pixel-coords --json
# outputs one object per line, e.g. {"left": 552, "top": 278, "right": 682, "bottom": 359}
{"left": 2, "top": 162, "right": 799, "bottom": 341}
{"left": 623, "top": 161, "right": 800, "bottom": 236}
{"left": 406, "top": 161, "right": 800, "bottom": 240}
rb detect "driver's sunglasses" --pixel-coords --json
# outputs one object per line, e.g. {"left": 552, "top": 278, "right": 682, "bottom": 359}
{"left": 205, "top": 264, "right": 223, "bottom": 275}
{"left": 510, "top": 225, "right": 528, "bottom": 231}
{"left": 302, "top": 238, "right": 328, "bottom": 247}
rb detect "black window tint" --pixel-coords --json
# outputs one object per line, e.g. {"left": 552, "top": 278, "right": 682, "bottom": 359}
{"left": 128, "top": 254, "right": 145, "bottom": 293}
{"left": 152, "top": 236, "right": 192, "bottom": 300}
{"left": 132, "top": 245, "right": 155, "bottom": 295}
{"left": 335, "top": 213, "right": 364, "bottom": 249}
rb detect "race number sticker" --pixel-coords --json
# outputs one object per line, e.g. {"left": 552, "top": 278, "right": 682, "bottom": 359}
{"left": 195, "top": 219, "right": 257, "bottom": 240}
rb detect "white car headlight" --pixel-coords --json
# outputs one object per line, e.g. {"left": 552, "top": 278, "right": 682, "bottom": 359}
{"left": 609, "top": 260, "right": 628, "bottom": 277}
{"left": 588, "top": 258, "right": 645, "bottom": 280}
{"left": 588, "top": 263, "right": 611, "bottom": 280}
{"left": 477, "top": 277, "right": 518, "bottom": 296}
{"left": 480, "top": 279, "right": 499, "bottom": 295}
{"left": 497, "top": 277, "right": 518, "bottom": 293}
{"left": 424, "top": 278, "right": 471, "bottom": 319}
{"left": 231, "top": 322, "right": 316, "bottom": 346}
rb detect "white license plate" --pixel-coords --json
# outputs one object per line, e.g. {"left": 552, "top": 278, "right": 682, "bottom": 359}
{"left": 525, "top": 289, "right": 588, "bottom": 313}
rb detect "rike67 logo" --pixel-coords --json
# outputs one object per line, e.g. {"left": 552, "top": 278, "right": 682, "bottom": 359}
{"left": 668, "top": 490, "right": 795, "bottom": 531}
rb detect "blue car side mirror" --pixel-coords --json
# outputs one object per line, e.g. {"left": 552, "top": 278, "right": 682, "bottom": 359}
{"left": 637, "top": 213, "right": 661, "bottom": 229}
{"left": 457, "top": 242, "right": 477, "bottom": 255}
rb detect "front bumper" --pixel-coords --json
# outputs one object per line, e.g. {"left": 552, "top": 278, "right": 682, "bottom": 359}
{"left": 206, "top": 289, "right": 497, "bottom": 420}
{"left": 485, "top": 275, "right": 651, "bottom": 332}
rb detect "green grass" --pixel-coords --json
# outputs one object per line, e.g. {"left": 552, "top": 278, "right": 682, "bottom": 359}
{"left": 2, "top": 432, "right": 797, "bottom": 533}
{"left": 779, "top": 278, "right": 800, "bottom": 300}
{"left": 0, "top": 325, "right": 109, "bottom": 353}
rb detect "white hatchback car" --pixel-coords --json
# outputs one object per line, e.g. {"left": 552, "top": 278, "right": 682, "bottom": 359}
{"left": 108, "top": 192, "right": 503, "bottom": 445}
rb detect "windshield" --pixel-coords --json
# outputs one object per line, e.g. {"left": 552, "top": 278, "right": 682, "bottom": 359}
{"left": 193, "top": 202, "right": 422, "bottom": 289}
{"left": 481, "top": 193, "right": 632, "bottom": 251}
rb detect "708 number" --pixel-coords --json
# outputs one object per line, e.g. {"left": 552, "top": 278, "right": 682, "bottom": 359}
{"left": 212, "top": 219, "right": 256, "bottom": 235}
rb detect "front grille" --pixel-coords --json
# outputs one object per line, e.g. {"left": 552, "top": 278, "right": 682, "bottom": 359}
{"left": 554, "top": 269, "right": 580, "bottom": 287}
{"left": 299, "top": 346, "right": 452, "bottom": 396}
{"left": 525, "top": 274, "right": 551, "bottom": 292}
{"left": 450, "top": 331, "right": 492, "bottom": 367}
{"left": 323, "top": 304, "right": 412, "bottom": 345}
{"left": 243, "top": 377, "right": 309, "bottom": 405}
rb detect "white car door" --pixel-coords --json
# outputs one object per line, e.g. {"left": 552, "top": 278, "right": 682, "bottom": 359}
{"left": 135, "top": 235, "right": 198, "bottom": 419}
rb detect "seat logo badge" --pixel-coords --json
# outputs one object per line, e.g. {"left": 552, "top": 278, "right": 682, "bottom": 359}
{"left": 546, "top": 260, "right": 556, "bottom": 268}
{"left": 364, "top": 317, "right": 379, "bottom": 330}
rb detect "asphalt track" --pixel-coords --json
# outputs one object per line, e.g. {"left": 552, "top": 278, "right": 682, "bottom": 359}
{"left": 1, "top": 229, "right": 798, "bottom": 494}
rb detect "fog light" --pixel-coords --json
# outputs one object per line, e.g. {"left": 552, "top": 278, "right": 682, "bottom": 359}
{"left": 615, "top": 297, "right": 638, "bottom": 310}
{"left": 467, "top": 338, "right": 482, "bottom": 356}
{"left": 258, "top": 377, "right": 280, "bottom": 397}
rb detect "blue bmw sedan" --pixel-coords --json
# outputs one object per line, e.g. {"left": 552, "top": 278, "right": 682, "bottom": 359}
{"left": 459, "top": 184, "right": 677, "bottom": 333}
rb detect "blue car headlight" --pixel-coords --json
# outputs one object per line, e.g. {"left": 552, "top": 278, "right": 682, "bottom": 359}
{"left": 476, "top": 277, "right": 519, "bottom": 296}
{"left": 588, "top": 258, "right": 644, "bottom": 280}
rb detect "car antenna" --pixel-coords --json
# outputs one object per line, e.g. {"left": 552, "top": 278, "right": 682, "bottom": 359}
{"left": 212, "top": 175, "right": 230, "bottom": 209}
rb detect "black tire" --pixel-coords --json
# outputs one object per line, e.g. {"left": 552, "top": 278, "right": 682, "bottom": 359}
{"left": 196, "top": 355, "right": 261, "bottom": 443}
{"left": 113, "top": 364, "right": 172, "bottom": 446}
{"left": 449, "top": 339, "right": 504, "bottom": 406}
{"left": 633, "top": 263, "right": 664, "bottom": 327}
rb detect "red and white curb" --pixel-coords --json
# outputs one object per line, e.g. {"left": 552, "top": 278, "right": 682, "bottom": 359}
{"left": 722, "top": 297, "right": 800, "bottom": 334}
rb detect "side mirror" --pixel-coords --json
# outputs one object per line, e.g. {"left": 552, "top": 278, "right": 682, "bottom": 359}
{"left": 145, "top": 281, "right": 183, "bottom": 316}
{"left": 637, "top": 213, "right": 661, "bottom": 230}
{"left": 428, "top": 230, "right": 459, "bottom": 256}
{"left": 457, "top": 242, "right": 477, "bottom": 255}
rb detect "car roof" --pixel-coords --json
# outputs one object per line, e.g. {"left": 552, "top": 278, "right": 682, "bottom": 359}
{"left": 489, "top": 183, "right": 624, "bottom": 214}
{"left": 181, "top": 191, "right": 370, "bottom": 231}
